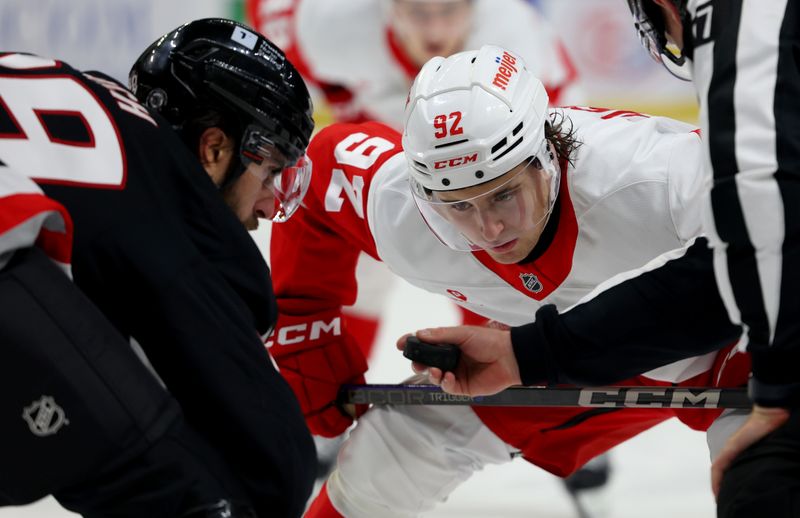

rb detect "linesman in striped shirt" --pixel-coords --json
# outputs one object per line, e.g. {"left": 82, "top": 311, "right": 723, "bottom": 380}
{"left": 628, "top": 1, "right": 800, "bottom": 515}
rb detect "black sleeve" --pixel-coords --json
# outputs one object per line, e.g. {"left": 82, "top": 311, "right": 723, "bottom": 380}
{"left": 511, "top": 238, "right": 743, "bottom": 386}
{"left": 88, "top": 213, "right": 315, "bottom": 518}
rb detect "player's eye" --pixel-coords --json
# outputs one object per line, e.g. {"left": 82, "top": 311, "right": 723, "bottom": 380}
{"left": 494, "top": 188, "right": 518, "bottom": 203}
{"left": 449, "top": 201, "right": 473, "bottom": 212}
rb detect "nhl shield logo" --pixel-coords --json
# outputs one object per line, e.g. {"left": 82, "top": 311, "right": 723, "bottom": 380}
{"left": 23, "top": 396, "right": 69, "bottom": 437}
{"left": 519, "top": 273, "right": 543, "bottom": 293}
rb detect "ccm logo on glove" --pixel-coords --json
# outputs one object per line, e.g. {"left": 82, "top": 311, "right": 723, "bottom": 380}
{"left": 265, "top": 317, "right": 342, "bottom": 348}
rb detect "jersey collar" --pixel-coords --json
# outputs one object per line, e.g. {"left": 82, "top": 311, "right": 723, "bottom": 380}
{"left": 386, "top": 27, "right": 421, "bottom": 81}
{"left": 471, "top": 159, "right": 577, "bottom": 301}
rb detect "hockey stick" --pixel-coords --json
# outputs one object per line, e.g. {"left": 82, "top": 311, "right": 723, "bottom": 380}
{"left": 341, "top": 384, "right": 751, "bottom": 409}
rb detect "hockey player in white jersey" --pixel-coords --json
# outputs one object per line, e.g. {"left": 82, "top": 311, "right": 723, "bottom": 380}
{"left": 247, "top": 0, "right": 583, "bottom": 128}
{"left": 247, "top": 0, "right": 586, "bottom": 365}
{"left": 268, "top": 44, "right": 750, "bottom": 517}
{"left": 247, "top": 0, "right": 590, "bottom": 486}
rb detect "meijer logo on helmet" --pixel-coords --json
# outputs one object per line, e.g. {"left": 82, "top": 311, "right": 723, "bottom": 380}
{"left": 492, "top": 51, "right": 518, "bottom": 91}
{"left": 434, "top": 153, "right": 478, "bottom": 170}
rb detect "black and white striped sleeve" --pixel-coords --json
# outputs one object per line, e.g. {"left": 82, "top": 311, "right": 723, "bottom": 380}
{"left": 696, "top": 0, "right": 800, "bottom": 406}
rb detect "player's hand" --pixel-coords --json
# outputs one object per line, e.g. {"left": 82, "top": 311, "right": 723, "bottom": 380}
{"left": 396, "top": 325, "right": 521, "bottom": 397}
{"left": 710, "top": 404, "right": 790, "bottom": 498}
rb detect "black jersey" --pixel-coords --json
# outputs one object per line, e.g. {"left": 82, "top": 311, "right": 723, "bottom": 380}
{"left": 0, "top": 53, "right": 315, "bottom": 517}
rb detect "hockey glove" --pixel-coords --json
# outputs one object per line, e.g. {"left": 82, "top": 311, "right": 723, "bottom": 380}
{"left": 267, "top": 310, "right": 369, "bottom": 437}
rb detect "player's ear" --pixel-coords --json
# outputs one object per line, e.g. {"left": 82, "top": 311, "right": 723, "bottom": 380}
{"left": 198, "top": 127, "right": 235, "bottom": 186}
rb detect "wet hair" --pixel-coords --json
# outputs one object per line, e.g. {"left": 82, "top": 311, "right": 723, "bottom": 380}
{"left": 545, "top": 110, "right": 582, "bottom": 167}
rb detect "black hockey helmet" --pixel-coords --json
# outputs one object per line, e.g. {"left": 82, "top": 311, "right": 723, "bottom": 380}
{"left": 129, "top": 18, "right": 314, "bottom": 167}
{"left": 626, "top": 0, "right": 692, "bottom": 80}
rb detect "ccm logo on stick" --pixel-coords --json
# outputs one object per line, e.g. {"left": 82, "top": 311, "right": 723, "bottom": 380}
{"left": 434, "top": 153, "right": 478, "bottom": 169}
{"left": 578, "top": 387, "right": 721, "bottom": 408}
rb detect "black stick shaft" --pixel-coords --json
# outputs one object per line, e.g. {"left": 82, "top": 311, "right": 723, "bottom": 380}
{"left": 341, "top": 384, "right": 751, "bottom": 409}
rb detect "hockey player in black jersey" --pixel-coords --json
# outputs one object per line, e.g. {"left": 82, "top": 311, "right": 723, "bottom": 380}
{"left": 0, "top": 18, "right": 316, "bottom": 518}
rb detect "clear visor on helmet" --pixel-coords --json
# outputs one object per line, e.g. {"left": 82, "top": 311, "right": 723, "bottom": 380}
{"left": 629, "top": 1, "right": 691, "bottom": 80}
{"left": 241, "top": 124, "right": 312, "bottom": 223}
{"left": 409, "top": 139, "right": 560, "bottom": 252}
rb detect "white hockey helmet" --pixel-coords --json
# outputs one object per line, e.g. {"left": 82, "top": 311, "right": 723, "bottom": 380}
{"left": 403, "top": 44, "right": 550, "bottom": 191}
{"left": 403, "top": 45, "right": 560, "bottom": 251}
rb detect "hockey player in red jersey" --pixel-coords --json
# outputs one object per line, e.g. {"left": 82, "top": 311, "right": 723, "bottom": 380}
{"left": 268, "top": 45, "right": 751, "bottom": 517}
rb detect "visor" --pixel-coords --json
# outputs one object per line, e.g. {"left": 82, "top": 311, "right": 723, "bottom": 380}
{"left": 410, "top": 139, "right": 560, "bottom": 251}
{"left": 241, "top": 124, "right": 312, "bottom": 222}
{"left": 628, "top": 0, "right": 692, "bottom": 81}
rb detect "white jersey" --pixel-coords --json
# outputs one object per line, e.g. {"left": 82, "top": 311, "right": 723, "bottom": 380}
{"left": 271, "top": 107, "right": 745, "bottom": 518}
{"left": 271, "top": 107, "right": 711, "bottom": 383}
{"left": 249, "top": 0, "right": 584, "bottom": 128}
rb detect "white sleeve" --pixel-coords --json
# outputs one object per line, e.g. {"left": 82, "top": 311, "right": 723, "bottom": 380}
{"left": 667, "top": 129, "right": 708, "bottom": 243}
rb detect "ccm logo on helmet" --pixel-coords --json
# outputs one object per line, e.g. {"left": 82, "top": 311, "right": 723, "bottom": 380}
{"left": 434, "top": 153, "right": 478, "bottom": 170}
{"left": 492, "top": 51, "right": 518, "bottom": 91}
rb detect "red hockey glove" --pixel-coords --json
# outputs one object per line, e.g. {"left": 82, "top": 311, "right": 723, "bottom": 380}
{"left": 266, "top": 310, "right": 369, "bottom": 437}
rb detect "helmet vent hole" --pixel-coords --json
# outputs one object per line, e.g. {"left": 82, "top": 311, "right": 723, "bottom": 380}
{"left": 413, "top": 160, "right": 429, "bottom": 171}
{"left": 442, "top": 178, "right": 451, "bottom": 186}
{"left": 470, "top": 57, "right": 476, "bottom": 63}
{"left": 512, "top": 121, "right": 523, "bottom": 136}
{"left": 490, "top": 138, "right": 507, "bottom": 154}
{"left": 493, "top": 136, "right": 523, "bottom": 161}
{"left": 475, "top": 170, "right": 484, "bottom": 179}
{"left": 436, "top": 65, "right": 442, "bottom": 72}
{"left": 434, "top": 138, "right": 467, "bottom": 149}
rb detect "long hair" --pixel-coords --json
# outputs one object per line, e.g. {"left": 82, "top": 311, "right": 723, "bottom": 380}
{"left": 545, "top": 109, "right": 581, "bottom": 167}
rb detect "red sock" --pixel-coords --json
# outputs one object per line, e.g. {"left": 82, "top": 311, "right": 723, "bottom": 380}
{"left": 305, "top": 482, "right": 344, "bottom": 518}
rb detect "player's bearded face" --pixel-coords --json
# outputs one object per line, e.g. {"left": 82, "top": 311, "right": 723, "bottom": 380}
{"left": 432, "top": 160, "right": 552, "bottom": 264}
{"left": 392, "top": 0, "right": 473, "bottom": 67}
